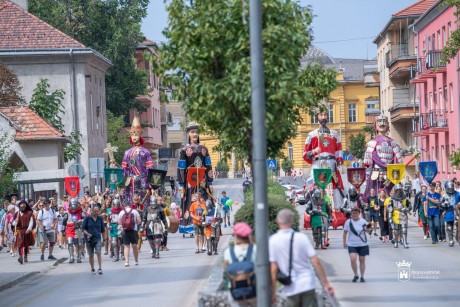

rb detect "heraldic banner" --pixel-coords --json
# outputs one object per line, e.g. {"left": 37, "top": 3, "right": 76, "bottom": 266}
{"left": 186, "top": 167, "right": 207, "bottom": 188}
{"left": 347, "top": 167, "right": 366, "bottom": 189}
{"left": 313, "top": 168, "right": 332, "bottom": 190}
{"left": 386, "top": 164, "right": 405, "bottom": 185}
{"left": 104, "top": 168, "right": 123, "bottom": 190}
{"left": 419, "top": 161, "right": 438, "bottom": 184}
{"left": 148, "top": 169, "right": 167, "bottom": 189}
{"left": 64, "top": 176, "right": 80, "bottom": 197}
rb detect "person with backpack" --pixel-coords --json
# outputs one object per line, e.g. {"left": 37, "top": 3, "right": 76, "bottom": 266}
{"left": 37, "top": 199, "right": 58, "bottom": 261}
{"left": 223, "top": 222, "right": 257, "bottom": 305}
{"left": 270, "top": 209, "right": 333, "bottom": 306}
{"left": 13, "top": 200, "right": 35, "bottom": 264}
{"left": 118, "top": 201, "right": 141, "bottom": 267}
{"left": 343, "top": 207, "right": 372, "bottom": 283}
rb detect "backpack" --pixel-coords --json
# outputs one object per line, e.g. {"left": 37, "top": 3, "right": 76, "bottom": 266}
{"left": 227, "top": 244, "right": 256, "bottom": 301}
{"left": 121, "top": 208, "right": 135, "bottom": 231}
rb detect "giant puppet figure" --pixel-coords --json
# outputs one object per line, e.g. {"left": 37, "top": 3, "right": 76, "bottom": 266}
{"left": 121, "top": 116, "right": 155, "bottom": 207}
{"left": 363, "top": 113, "right": 403, "bottom": 198}
{"left": 177, "top": 123, "right": 214, "bottom": 223}
{"left": 303, "top": 107, "right": 344, "bottom": 208}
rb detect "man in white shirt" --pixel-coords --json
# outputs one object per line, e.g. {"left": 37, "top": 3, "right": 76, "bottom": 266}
{"left": 37, "top": 199, "right": 58, "bottom": 261}
{"left": 343, "top": 207, "right": 372, "bottom": 282}
{"left": 269, "top": 209, "right": 334, "bottom": 306}
{"left": 413, "top": 174, "right": 422, "bottom": 196}
{"left": 118, "top": 203, "right": 141, "bottom": 267}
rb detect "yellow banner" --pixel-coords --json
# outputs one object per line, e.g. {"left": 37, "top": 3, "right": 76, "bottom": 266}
{"left": 387, "top": 164, "right": 405, "bottom": 185}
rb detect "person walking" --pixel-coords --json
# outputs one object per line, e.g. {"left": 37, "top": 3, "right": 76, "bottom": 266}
{"left": 343, "top": 207, "right": 372, "bottom": 282}
{"left": 221, "top": 191, "right": 231, "bottom": 227}
{"left": 425, "top": 182, "right": 441, "bottom": 244}
{"left": 270, "top": 209, "right": 334, "bottom": 306}
{"left": 118, "top": 202, "right": 141, "bottom": 266}
{"left": 37, "top": 199, "right": 58, "bottom": 261}
{"left": 413, "top": 185, "right": 429, "bottom": 239}
{"left": 82, "top": 206, "right": 105, "bottom": 274}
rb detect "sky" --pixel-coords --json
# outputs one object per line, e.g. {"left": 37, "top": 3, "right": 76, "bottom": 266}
{"left": 141, "top": 0, "right": 418, "bottom": 60}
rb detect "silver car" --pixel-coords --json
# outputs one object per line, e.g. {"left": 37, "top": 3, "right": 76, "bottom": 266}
{"left": 281, "top": 184, "right": 306, "bottom": 205}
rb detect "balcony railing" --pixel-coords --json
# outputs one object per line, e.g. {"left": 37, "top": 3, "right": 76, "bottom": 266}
{"left": 420, "top": 109, "right": 448, "bottom": 129}
{"left": 385, "top": 44, "right": 414, "bottom": 68}
{"left": 426, "top": 50, "right": 446, "bottom": 70}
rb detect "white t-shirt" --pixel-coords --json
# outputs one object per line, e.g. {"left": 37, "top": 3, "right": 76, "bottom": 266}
{"left": 344, "top": 218, "right": 369, "bottom": 247}
{"left": 38, "top": 208, "right": 57, "bottom": 231}
{"left": 223, "top": 244, "right": 257, "bottom": 264}
{"left": 413, "top": 178, "right": 421, "bottom": 194}
{"left": 117, "top": 207, "right": 140, "bottom": 231}
{"left": 269, "top": 229, "right": 317, "bottom": 296}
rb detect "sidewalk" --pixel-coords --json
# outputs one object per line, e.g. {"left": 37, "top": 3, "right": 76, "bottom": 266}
{"left": 0, "top": 243, "right": 68, "bottom": 292}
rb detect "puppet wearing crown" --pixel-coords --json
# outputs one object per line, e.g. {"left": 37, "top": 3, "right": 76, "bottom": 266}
{"left": 363, "top": 113, "right": 403, "bottom": 197}
{"left": 121, "top": 116, "right": 155, "bottom": 207}
{"left": 177, "top": 122, "right": 214, "bottom": 225}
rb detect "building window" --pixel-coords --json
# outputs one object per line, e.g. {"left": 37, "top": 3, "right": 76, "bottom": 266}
{"left": 328, "top": 104, "right": 334, "bottom": 123}
{"left": 439, "top": 88, "right": 443, "bottom": 111}
{"left": 442, "top": 26, "right": 446, "bottom": 48}
{"left": 444, "top": 86, "right": 448, "bottom": 112}
{"left": 170, "top": 116, "right": 182, "bottom": 131}
{"left": 453, "top": 144, "right": 457, "bottom": 173}
{"left": 288, "top": 142, "right": 293, "bottom": 161}
{"left": 429, "top": 92, "right": 433, "bottom": 111}
{"left": 434, "top": 90, "right": 437, "bottom": 110}
{"left": 447, "top": 144, "right": 450, "bottom": 173}
{"left": 441, "top": 145, "right": 445, "bottom": 173}
{"left": 348, "top": 103, "right": 357, "bottom": 123}
{"left": 449, "top": 83, "right": 454, "bottom": 112}
{"left": 311, "top": 112, "right": 318, "bottom": 124}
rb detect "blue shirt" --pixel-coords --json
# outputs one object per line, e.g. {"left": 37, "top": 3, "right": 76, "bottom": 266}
{"left": 82, "top": 215, "right": 105, "bottom": 241}
{"left": 221, "top": 196, "right": 230, "bottom": 211}
{"left": 427, "top": 192, "right": 441, "bottom": 216}
{"left": 445, "top": 192, "right": 460, "bottom": 222}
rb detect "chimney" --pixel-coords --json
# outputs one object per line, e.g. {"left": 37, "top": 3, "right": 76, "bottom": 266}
{"left": 11, "top": 0, "right": 28, "bottom": 11}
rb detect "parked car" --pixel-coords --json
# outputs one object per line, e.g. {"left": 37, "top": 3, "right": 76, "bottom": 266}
{"left": 281, "top": 184, "right": 306, "bottom": 205}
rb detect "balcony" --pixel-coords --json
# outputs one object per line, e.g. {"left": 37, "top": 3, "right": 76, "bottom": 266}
{"left": 385, "top": 44, "right": 416, "bottom": 67}
{"left": 426, "top": 50, "right": 446, "bottom": 71}
{"left": 161, "top": 111, "right": 173, "bottom": 126}
{"left": 419, "top": 109, "right": 448, "bottom": 134}
{"left": 389, "top": 88, "right": 418, "bottom": 123}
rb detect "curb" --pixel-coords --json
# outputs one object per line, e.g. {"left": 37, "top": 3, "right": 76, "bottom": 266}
{"left": 0, "top": 271, "right": 40, "bottom": 292}
{"left": 0, "top": 257, "right": 67, "bottom": 293}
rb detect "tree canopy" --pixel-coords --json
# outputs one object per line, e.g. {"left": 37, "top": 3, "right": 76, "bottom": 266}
{"left": 160, "top": 0, "right": 338, "bottom": 159}
{"left": 29, "top": 0, "right": 149, "bottom": 116}
{"left": 0, "top": 62, "right": 25, "bottom": 107}
{"left": 442, "top": 0, "right": 460, "bottom": 62}
{"left": 349, "top": 132, "right": 366, "bottom": 160}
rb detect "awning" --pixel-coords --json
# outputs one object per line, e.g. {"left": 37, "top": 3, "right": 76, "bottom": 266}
{"left": 403, "top": 155, "right": 416, "bottom": 166}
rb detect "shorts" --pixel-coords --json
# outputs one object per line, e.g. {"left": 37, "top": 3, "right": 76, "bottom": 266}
{"left": 194, "top": 224, "right": 205, "bottom": 236}
{"left": 348, "top": 245, "right": 369, "bottom": 256}
{"left": 67, "top": 237, "right": 82, "bottom": 245}
{"left": 86, "top": 240, "right": 102, "bottom": 256}
{"left": 369, "top": 211, "right": 380, "bottom": 222}
{"left": 40, "top": 231, "right": 56, "bottom": 244}
{"left": 122, "top": 230, "right": 138, "bottom": 245}
{"left": 223, "top": 210, "right": 230, "bottom": 219}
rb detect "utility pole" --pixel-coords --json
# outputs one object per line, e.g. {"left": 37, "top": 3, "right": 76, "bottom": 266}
{"left": 249, "top": 1, "right": 270, "bottom": 306}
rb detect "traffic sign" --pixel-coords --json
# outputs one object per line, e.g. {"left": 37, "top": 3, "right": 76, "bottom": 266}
{"left": 266, "top": 159, "right": 277, "bottom": 170}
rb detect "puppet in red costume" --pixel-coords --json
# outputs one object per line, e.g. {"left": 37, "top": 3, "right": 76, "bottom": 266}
{"left": 66, "top": 198, "right": 83, "bottom": 263}
{"left": 303, "top": 107, "right": 344, "bottom": 209}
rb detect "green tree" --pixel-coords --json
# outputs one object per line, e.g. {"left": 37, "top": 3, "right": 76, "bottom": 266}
{"left": 349, "top": 133, "right": 366, "bottom": 160}
{"left": 161, "top": 0, "right": 338, "bottom": 160}
{"left": 106, "top": 110, "right": 131, "bottom": 164}
{"left": 0, "top": 133, "right": 17, "bottom": 197}
{"left": 29, "top": 79, "right": 83, "bottom": 162}
{"left": 442, "top": 1, "right": 460, "bottom": 63}
{"left": 281, "top": 159, "right": 293, "bottom": 174}
{"left": 0, "top": 62, "right": 25, "bottom": 106}
{"left": 29, "top": 0, "right": 149, "bottom": 116}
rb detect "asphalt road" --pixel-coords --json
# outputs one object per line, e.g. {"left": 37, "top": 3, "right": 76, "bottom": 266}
{"left": 0, "top": 178, "right": 244, "bottom": 307}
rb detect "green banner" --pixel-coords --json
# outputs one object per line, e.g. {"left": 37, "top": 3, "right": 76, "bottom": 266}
{"left": 104, "top": 168, "right": 123, "bottom": 190}
{"left": 313, "top": 168, "right": 332, "bottom": 190}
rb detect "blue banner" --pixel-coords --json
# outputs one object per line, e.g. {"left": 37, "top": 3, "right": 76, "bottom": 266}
{"left": 419, "top": 161, "right": 437, "bottom": 184}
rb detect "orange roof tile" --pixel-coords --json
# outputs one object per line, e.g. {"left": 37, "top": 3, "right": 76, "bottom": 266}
{"left": 393, "top": 0, "right": 437, "bottom": 17}
{"left": 0, "top": 0, "right": 84, "bottom": 49}
{"left": 0, "top": 106, "right": 68, "bottom": 141}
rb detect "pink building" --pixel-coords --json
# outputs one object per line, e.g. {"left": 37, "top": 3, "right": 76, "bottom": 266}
{"left": 411, "top": 1, "right": 459, "bottom": 181}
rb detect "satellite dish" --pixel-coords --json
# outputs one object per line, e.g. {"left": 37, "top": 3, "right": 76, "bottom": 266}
{"left": 68, "top": 163, "right": 86, "bottom": 179}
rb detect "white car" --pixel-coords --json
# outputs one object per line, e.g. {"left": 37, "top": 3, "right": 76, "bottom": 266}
{"left": 281, "top": 184, "right": 306, "bottom": 205}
